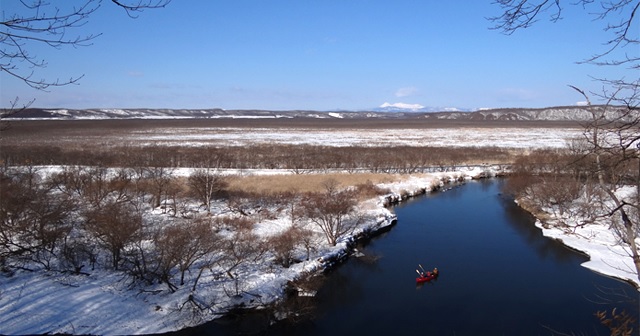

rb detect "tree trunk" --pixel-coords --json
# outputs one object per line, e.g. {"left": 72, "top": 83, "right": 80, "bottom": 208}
{"left": 622, "top": 213, "right": 640, "bottom": 282}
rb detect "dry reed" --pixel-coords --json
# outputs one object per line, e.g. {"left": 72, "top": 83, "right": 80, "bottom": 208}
{"left": 226, "top": 172, "right": 401, "bottom": 195}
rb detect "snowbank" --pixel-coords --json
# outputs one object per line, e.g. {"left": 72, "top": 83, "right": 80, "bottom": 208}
{"left": 532, "top": 212, "right": 640, "bottom": 291}
{"left": 535, "top": 220, "right": 640, "bottom": 290}
{"left": 519, "top": 184, "right": 640, "bottom": 290}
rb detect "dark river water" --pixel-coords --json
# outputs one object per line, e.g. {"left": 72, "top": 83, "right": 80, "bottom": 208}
{"left": 172, "top": 178, "right": 639, "bottom": 335}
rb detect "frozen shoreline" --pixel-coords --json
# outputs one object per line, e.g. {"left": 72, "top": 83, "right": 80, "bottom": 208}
{"left": 533, "top": 218, "right": 640, "bottom": 291}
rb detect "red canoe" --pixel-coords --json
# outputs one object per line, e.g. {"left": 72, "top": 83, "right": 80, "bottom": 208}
{"left": 415, "top": 272, "right": 438, "bottom": 283}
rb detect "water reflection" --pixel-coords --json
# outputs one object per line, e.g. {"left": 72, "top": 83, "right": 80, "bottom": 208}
{"left": 498, "top": 187, "right": 589, "bottom": 264}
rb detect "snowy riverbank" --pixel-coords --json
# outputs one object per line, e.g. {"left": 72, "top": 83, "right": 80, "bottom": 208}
{"left": 0, "top": 167, "right": 496, "bottom": 335}
{"left": 536, "top": 220, "right": 640, "bottom": 290}
{"left": 0, "top": 166, "right": 638, "bottom": 335}
{"left": 526, "top": 185, "right": 640, "bottom": 291}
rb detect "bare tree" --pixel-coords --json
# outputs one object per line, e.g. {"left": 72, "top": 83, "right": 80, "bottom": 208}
{"left": 188, "top": 168, "right": 228, "bottom": 213}
{"left": 300, "top": 179, "right": 360, "bottom": 246}
{"left": 570, "top": 87, "right": 640, "bottom": 280}
{"left": 164, "top": 177, "right": 189, "bottom": 217}
{"left": 154, "top": 217, "right": 220, "bottom": 291}
{"left": 268, "top": 226, "right": 307, "bottom": 268}
{"left": 0, "top": 166, "right": 74, "bottom": 270}
{"left": 219, "top": 229, "right": 266, "bottom": 278}
{"left": 84, "top": 200, "right": 142, "bottom": 270}
{"left": 141, "top": 166, "right": 175, "bottom": 209}
{"left": 491, "top": 0, "right": 640, "bottom": 278}
{"left": 60, "top": 239, "right": 98, "bottom": 274}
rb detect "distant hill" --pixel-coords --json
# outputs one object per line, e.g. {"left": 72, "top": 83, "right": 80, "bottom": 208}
{"left": 2, "top": 105, "right": 629, "bottom": 122}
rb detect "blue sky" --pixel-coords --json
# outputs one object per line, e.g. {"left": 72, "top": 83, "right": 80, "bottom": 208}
{"left": 1, "top": 1, "right": 634, "bottom": 110}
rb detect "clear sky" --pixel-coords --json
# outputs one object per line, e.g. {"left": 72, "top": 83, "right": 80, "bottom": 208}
{"left": 1, "top": 1, "right": 635, "bottom": 110}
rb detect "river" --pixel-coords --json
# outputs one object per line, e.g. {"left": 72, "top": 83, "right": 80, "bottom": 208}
{"left": 171, "top": 178, "right": 639, "bottom": 335}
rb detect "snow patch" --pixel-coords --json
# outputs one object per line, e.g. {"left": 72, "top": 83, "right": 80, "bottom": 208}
{"left": 379, "top": 102, "right": 425, "bottom": 110}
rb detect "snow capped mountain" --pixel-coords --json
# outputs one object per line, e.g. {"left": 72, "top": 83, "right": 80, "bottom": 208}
{"left": 374, "top": 102, "right": 473, "bottom": 113}
{"left": 377, "top": 102, "right": 426, "bottom": 112}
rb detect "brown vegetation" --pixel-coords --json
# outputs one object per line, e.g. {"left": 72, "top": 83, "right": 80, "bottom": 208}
{"left": 226, "top": 173, "right": 398, "bottom": 195}
{"left": 300, "top": 179, "right": 360, "bottom": 246}
{"left": 0, "top": 143, "right": 513, "bottom": 172}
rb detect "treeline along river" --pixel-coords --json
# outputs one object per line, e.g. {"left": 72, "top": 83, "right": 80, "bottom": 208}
{"left": 169, "top": 178, "right": 639, "bottom": 335}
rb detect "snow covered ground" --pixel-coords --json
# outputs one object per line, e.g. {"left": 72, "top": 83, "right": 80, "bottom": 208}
{"left": 0, "top": 168, "right": 498, "bottom": 335}
{"left": 526, "top": 185, "right": 640, "bottom": 291}
{"left": 130, "top": 127, "right": 581, "bottom": 148}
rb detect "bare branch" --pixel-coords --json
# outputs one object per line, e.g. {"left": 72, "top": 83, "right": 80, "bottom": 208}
{"left": 111, "top": 0, "right": 171, "bottom": 18}
{"left": 0, "top": 96, "right": 34, "bottom": 133}
{"left": 490, "top": 1, "right": 639, "bottom": 82}
{"left": 568, "top": 84, "right": 592, "bottom": 106}
{"left": 488, "top": 0, "right": 562, "bottom": 34}
{"left": 579, "top": 1, "right": 640, "bottom": 66}
{"left": 0, "top": 0, "right": 170, "bottom": 90}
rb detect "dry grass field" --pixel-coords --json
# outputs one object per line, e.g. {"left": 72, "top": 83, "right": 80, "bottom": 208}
{"left": 2, "top": 118, "right": 582, "bottom": 149}
{"left": 226, "top": 172, "right": 401, "bottom": 195}
{"left": 1, "top": 118, "right": 579, "bottom": 194}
